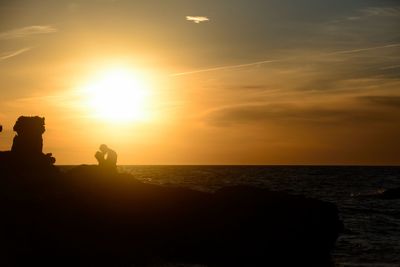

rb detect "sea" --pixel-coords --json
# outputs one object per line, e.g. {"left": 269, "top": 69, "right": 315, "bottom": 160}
{"left": 64, "top": 165, "right": 400, "bottom": 267}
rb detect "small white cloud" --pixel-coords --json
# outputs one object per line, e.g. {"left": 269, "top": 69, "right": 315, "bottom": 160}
{"left": 186, "top": 16, "right": 210, "bottom": 24}
{"left": 0, "top": 25, "right": 57, "bottom": 40}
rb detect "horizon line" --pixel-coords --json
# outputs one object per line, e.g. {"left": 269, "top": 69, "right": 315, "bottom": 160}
{"left": 56, "top": 164, "right": 400, "bottom": 167}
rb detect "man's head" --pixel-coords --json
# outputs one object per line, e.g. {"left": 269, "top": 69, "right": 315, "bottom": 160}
{"left": 99, "top": 144, "right": 109, "bottom": 153}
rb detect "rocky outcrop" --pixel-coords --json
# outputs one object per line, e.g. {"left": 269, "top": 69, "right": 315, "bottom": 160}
{"left": 0, "top": 116, "right": 343, "bottom": 266}
{"left": 0, "top": 116, "right": 56, "bottom": 172}
{"left": 12, "top": 116, "right": 45, "bottom": 155}
{"left": 1, "top": 164, "right": 343, "bottom": 266}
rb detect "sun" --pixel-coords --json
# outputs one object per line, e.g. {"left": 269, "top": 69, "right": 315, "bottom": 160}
{"left": 82, "top": 68, "right": 153, "bottom": 123}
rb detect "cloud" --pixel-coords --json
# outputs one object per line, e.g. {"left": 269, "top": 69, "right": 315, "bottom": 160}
{"left": 361, "top": 7, "right": 400, "bottom": 17}
{"left": 186, "top": 16, "right": 210, "bottom": 24}
{"left": 0, "top": 25, "right": 57, "bottom": 40}
{"left": 343, "top": 6, "right": 400, "bottom": 21}
{"left": 204, "top": 102, "right": 398, "bottom": 127}
{"left": 359, "top": 96, "right": 400, "bottom": 108}
{"left": 0, "top": 48, "right": 31, "bottom": 61}
{"left": 381, "top": 64, "right": 400, "bottom": 70}
{"left": 346, "top": 16, "right": 361, "bottom": 21}
{"left": 235, "top": 85, "right": 269, "bottom": 90}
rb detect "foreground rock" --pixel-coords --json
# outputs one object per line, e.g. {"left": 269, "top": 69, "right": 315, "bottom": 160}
{"left": 0, "top": 164, "right": 343, "bottom": 266}
{"left": 0, "top": 116, "right": 343, "bottom": 266}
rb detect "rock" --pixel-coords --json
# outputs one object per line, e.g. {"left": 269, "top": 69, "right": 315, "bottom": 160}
{"left": 0, "top": 116, "right": 343, "bottom": 266}
{"left": 12, "top": 116, "right": 45, "bottom": 155}
{"left": 0, "top": 116, "right": 56, "bottom": 173}
{"left": 1, "top": 164, "right": 343, "bottom": 266}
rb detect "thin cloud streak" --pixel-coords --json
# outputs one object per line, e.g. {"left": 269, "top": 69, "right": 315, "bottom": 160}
{"left": 0, "top": 48, "right": 31, "bottom": 61}
{"left": 172, "top": 43, "right": 400, "bottom": 77}
{"left": 343, "top": 6, "right": 400, "bottom": 21}
{"left": 0, "top": 25, "right": 57, "bottom": 40}
{"left": 381, "top": 64, "right": 400, "bottom": 70}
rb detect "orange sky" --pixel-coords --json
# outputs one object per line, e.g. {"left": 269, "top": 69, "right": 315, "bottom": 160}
{"left": 1, "top": 0, "right": 400, "bottom": 165}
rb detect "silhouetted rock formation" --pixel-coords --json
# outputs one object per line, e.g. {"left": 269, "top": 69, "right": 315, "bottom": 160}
{"left": 0, "top": 116, "right": 56, "bottom": 172}
{"left": 1, "top": 164, "right": 343, "bottom": 266}
{"left": 0, "top": 116, "right": 343, "bottom": 266}
{"left": 12, "top": 116, "right": 45, "bottom": 155}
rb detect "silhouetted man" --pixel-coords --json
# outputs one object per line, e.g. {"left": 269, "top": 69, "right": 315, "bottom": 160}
{"left": 95, "top": 144, "right": 117, "bottom": 170}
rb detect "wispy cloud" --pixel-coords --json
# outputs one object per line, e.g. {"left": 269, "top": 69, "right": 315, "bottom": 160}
{"left": 0, "top": 48, "right": 31, "bottom": 61}
{"left": 343, "top": 6, "right": 400, "bottom": 21}
{"left": 359, "top": 96, "right": 400, "bottom": 109}
{"left": 0, "top": 25, "right": 57, "bottom": 40}
{"left": 203, "top": 102, "right": 395, "bottom": 127}
{"left": 361, "top": 7, "right": 400, "bottom": 17}
{"left": 381, "top": 64, "right": 400, "bottom": 70}
{"left": 186, "top": 16, "right": 210, "bottom": 24}
{"left": 326, "top": 6, "right": 400, "bottom": 22}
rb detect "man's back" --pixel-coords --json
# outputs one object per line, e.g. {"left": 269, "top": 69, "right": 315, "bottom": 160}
{"left": 106, "top": 149, "right": 117, "bottom": 167}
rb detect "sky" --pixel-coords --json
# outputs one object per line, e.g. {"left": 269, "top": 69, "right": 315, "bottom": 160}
{"left": 1, "top": 0, "right": 400, "bottom": 165}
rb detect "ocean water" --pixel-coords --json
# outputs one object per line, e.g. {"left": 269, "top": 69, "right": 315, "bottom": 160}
{"left": 65, "top": 165, "right": 400, "bottom": 267}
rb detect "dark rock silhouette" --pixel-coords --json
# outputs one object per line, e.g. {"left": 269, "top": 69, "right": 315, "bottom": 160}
{"left": 0, "top": 116, "right": 344, "bottom": 266}
{"left": 12, "top": 116, "right": 45, "bottom": 155}
{"left": 95, "top": 144, "right": 117, "bottom": 170}
{"left": 0, "top": 116, "right": 57, "bottom": 177}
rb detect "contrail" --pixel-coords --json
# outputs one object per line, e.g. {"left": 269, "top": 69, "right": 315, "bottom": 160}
{"left": 171, "top": 43, "right": 400, "bottom": 77}
{"left": 171, "top": 59, "right": 288, "bottom": 76}
{"left": 326, "top": 43, "right": 400, "bottom": 55}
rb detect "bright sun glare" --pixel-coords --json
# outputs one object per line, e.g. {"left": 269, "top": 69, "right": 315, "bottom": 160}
{"left": 82, "top": 68, "right": 153, "bottom": 123}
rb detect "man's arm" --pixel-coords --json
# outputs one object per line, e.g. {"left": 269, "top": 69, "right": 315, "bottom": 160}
{"left": 95, "top": 151, "right": 106, "bottom": 165}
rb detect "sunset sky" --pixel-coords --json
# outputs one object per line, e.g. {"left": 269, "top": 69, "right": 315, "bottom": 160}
{"left": 1, "top": 0, "right": 399, "bottom": 165}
